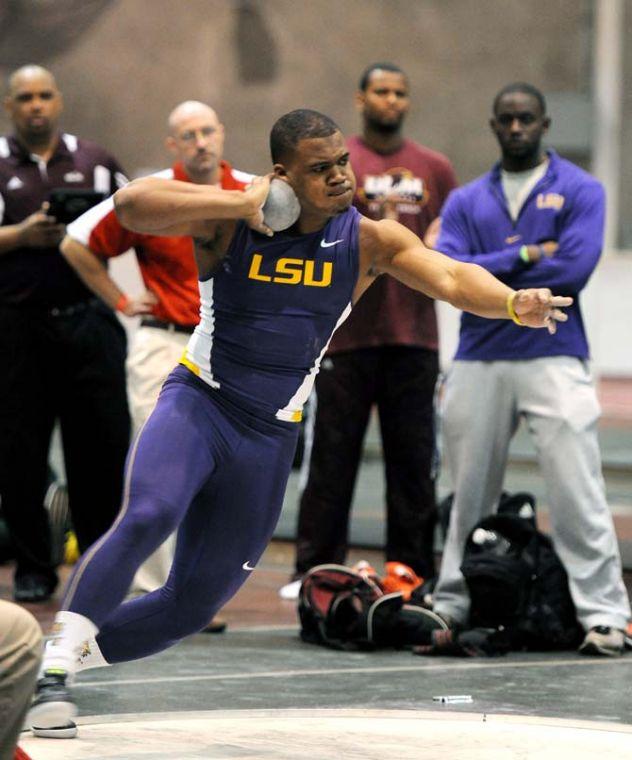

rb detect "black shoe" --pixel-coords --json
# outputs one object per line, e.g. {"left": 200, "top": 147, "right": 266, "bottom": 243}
{"left": 14, "top": 573, "right": 57, "bottom": 603}
{"left": 28, "top": 669, "right": 77, "bottom": 733}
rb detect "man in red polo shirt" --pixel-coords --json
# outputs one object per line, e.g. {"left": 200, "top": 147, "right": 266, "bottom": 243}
{"left": 62, "top": 101, "right": 251, "bottom": 602}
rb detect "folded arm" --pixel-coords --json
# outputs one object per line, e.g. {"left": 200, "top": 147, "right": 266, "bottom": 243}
{"left": 436, "top": 192, "right": 527, "bottom": 278}
{"left": 512, "top": 182, "right": 605, "bottom": 293}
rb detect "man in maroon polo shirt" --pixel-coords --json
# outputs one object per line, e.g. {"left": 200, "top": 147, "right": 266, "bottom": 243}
{"left": 281, "top": 62, "right": 458, "bottom": 598}
{"left": 0, "top": 65, "right": 130, "bottom": 602}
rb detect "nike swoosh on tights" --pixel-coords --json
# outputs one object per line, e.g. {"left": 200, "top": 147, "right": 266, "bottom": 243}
{"left": 242, "top": 561, "right": 256, "bottom": 571}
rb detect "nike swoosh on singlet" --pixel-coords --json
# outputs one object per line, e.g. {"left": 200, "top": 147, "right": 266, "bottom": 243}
{"left": 320, "top": 239, "right": 344, "bottom": 248}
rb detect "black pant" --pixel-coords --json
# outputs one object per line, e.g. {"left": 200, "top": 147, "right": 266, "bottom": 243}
{"left": 295, "top": 346, "right": 439, "bottom": 579}
{"left": 0, "top": 302, "right": 130, "bottom": 584}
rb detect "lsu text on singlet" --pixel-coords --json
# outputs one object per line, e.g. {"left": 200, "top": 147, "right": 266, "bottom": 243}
{"left": 182, "top": 207, "right": 361, "bottom": 422}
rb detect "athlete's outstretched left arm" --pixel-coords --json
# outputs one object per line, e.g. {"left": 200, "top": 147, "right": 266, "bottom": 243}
{"left": 357, "top": 217, "right": 572, "bottom": 332}
{"left": 113, "top": 175, "right": 272, "bottom": 236}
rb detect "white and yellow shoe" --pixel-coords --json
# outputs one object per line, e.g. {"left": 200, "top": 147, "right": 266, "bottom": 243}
{"left": 579, "top": 626, "right": 625, "bottom": 657}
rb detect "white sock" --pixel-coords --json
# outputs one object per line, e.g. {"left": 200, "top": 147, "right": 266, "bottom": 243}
{"left": 76, "top": 636, "right": 110, "bottom": 673}
{"left": 40, "top": 610, "right": 99, "bottom": 679}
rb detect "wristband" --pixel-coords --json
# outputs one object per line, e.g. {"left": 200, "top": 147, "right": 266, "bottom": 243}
{"left": 519, "top": 245, "right": 530, "bottom": 263}
{"left": 506, "top": 291, "right": 525, "bottom": 326}
{"left": 114, "top": 294, "right": 130, "bottom": 313}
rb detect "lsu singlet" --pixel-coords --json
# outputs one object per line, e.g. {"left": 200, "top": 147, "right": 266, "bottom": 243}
{"left": 182, "top": 206, "right": 361, "bottom": 421}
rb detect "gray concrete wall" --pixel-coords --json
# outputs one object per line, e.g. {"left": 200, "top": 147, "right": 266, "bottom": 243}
{"left": 0, "top": 0, "right": 593, "bottom": 183}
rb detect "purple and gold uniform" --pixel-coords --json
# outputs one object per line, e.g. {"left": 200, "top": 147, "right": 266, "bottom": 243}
{"left": 183, "top": 212, "right": 359, "bottom": 420}
{"left": 62, "top": 208, "right": 360, "bottom": 662}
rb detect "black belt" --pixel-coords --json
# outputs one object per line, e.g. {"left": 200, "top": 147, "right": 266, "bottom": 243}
{"left": 140, "top": 317, "right": 195, "bottom": 335}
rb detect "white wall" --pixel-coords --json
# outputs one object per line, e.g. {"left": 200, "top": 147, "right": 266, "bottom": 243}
{"left": 583, "top": 253, "right": 632, "bottom": 377}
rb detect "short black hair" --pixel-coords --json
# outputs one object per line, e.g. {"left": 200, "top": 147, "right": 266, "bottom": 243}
{"left": 493, "top": 82, "right": 546, "bottom": 116}
{"left": 358, "top": 62, "right": 407, "bottom": 91}
{"left": 270, "top": 109, "right": 340, "bottom": 164}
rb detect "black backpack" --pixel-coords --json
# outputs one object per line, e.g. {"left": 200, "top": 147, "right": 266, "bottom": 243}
{"left": 460, "top": 495, "right": 583, "bottom": 651}
{"left": 298, "top": 564, "right": 448, "bottom": 651}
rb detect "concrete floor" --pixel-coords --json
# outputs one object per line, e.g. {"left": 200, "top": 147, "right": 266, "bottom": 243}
{"left": 7, "top": 380, "right": 632, "bottom": 758}
{"left": 19, "top": 710, "right": 632, "bottom": 760}
{"left": 6, "top": 536, "right": 632, "bottom": 759}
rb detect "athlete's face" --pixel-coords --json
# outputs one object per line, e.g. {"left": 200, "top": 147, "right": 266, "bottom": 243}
{"left": 357, "top": 70, "right": 409, "bottom": 133}
{"left": 5, "top": 71, "right": 62, "bottom": 144}
{"left": 167, "top": 110, "right": 225, "bottom": 180}
{"left": 276, "top": 131, "right": 355, "bottom": 220}
{"left": 490, "top": 92, "right": 549, "bottom": 162}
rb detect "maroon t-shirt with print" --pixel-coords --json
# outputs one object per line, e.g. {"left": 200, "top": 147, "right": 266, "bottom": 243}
{"left": 328, "top": 135, "right": 457, "bottom": 353}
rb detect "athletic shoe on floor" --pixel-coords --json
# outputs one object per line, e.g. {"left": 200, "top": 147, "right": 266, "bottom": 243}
{"left": 278, "top": 578, "right": 302, "bottom": 600}
{"left": 28, "top": 669, "right": 77, "bottom": 736}
{"left": 31, "top": 721, "right": 78, "bottom": 739}
{"left": 578, "top": 626, "right": 625, "bottom": 657}
{"left": 13, "top": 573, "right": 56, "bottom": 603}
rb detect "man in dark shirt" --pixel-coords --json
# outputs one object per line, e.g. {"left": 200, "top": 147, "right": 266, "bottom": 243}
{"left": 0, "top": 65, "right": 130, "bottom": 602}
{"left": 280, "top": 63, "right": 458, "bottom": 598}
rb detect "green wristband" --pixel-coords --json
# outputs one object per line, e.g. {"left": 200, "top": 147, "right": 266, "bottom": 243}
{"left": 519, "top": 245, "right": 530, "bottom": 263}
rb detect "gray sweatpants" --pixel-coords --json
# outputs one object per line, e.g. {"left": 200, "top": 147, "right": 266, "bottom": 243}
{"left": 433, "top": 357, "right": 630, "bottom": 631}
{"left": 0, "top": 600, "right": 42, "bottom": 760}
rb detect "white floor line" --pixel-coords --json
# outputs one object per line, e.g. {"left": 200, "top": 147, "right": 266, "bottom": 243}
{"left": 225, "top": 624, "right": 298, "bottom": 632}
{"left": 77, "top": 654, "right": 632, "bottom": 688}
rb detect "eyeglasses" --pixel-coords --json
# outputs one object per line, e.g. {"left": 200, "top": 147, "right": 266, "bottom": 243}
{"left": 178, "top": 126, "right": 217, "bottom": 142}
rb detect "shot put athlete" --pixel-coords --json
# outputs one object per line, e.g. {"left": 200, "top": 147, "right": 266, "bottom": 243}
{"left": 29, "top": 110, "right": 571, "bottom": 737}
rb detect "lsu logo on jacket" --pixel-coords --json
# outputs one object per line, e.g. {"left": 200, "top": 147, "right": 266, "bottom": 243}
{"left": 536, "top": 193, "right": 565, "bottom": 211}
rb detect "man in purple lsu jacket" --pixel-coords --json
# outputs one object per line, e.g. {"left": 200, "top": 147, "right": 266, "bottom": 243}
{"left": 28, "top": 109, "right": 570, "bottom": 735}
{"left": 431, "top": 83, "right": 630, "bottom": 656}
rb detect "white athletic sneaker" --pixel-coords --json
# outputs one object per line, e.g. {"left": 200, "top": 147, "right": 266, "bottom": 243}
{"left": 28, "top": 669, "right": 78, "bottom": 738}
{"left": 578, "top": 626, "right": 625, "bottom": 657}
{"left": 278, "top": 579, "right": 302, "bottom": 600}
{"left": 31, "top": 722, "right": 78, "bottom": 739}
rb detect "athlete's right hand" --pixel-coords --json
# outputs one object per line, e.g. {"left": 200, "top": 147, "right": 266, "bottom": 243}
{"left": 18, "top": 202, "right": 66, "bottom": 247}
{"left": 244, "top": 174, "right": 273, "bottom": 237}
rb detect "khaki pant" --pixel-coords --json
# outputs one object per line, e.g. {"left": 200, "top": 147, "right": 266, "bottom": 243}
{"left": 434, "top": 357, "right": 630, "bottom": 630}
{"left": 127, "top": 326, "right": 190, "bottom": 594}
{"left": 0, "top": 601, "right": 42, "bottom": 760}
